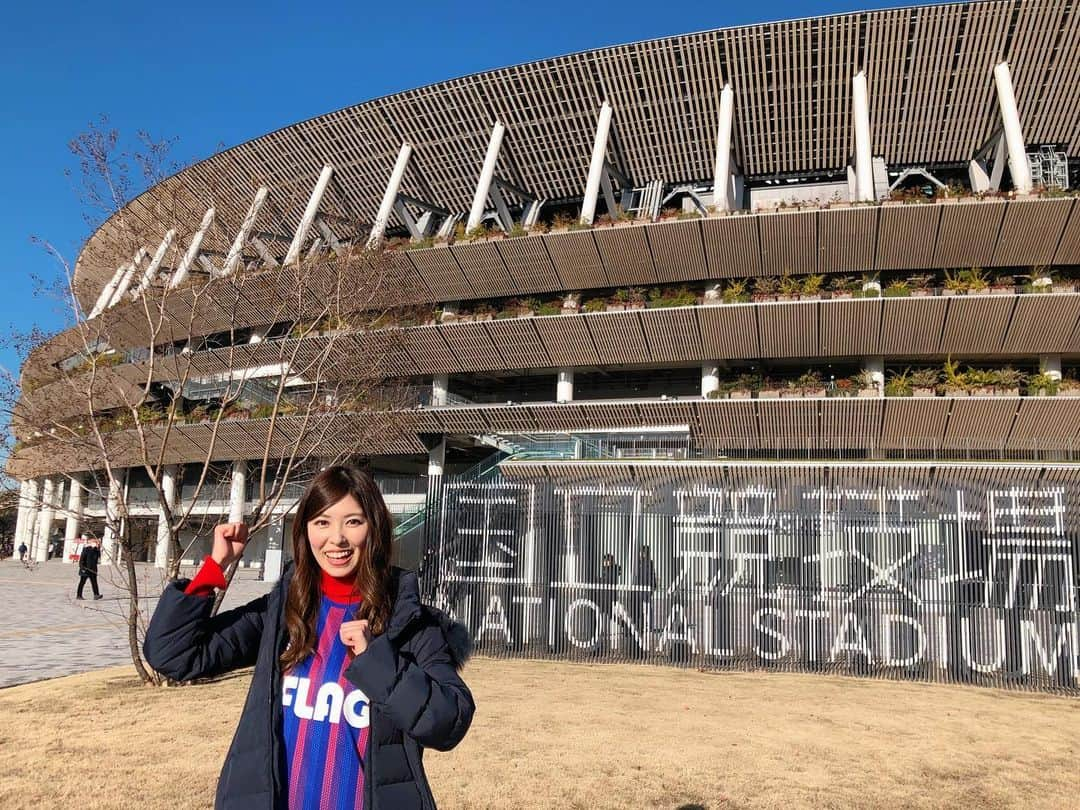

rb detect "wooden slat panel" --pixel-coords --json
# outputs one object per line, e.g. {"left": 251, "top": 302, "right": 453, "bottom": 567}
{"left": 820, "top": 398, "right": 882, "bottom": 442}
{"left": 693, "top": 400, "right": 759, "bottom": 441}
{"left": 939, "top": 295, "right": 1014, "bottom": 355}
{"left": 880, "top": 398, "right": 949, "bottom": 449}
{"left": 532, "top": 315, "right": 601, "bottom": 366}
{"left": 1008, "top": 398, "right": 1080, "bottom": 445}
{"left": 584, "top": 312, "right": 652, "bottom": 365}
{"left": 696, "top": 304, "right": 760, "bottom": 359}
{"left": 932, "top": 200, "right": 1005, "bottom": 268}
{"left": 818, "top": 207, "right": 877, "bottom": 272}
{"left": 875, "top": 204, "right": 940, "bottom": 270}
{"left": 572, "top": 401, "right": 647, "bottom": 430}
{"left": 483, "top": 405, "right": 542, "bottom": 433}
{"left": 992, "top": 198, "right": 1073, "bottom": 267}
{"left": 448, "top": 242, "right": 517, "bottom": 297}
{"left": 437, "top": 322, "right": 507, "bottom": 371}
{"left": 593, "top": 226, "right": 658, "bottom": 285}
{"left": 543, "top": 231, "right": 608, "bottom": 289}
{"left": 645, "top": 220, "right": 708, "bottom": 283}
{"left": 756, "top": 399, "right": 818, "bottom": 448}
{"left": 879, "top": 297, "right": 947, "bottom": 355}
{"left": 638, "top": 308, "right": 703, "bottom": 363}
{"left": 406, "top": 247, "right": 473, "bottom": 300}
{"left": 495, "top": 236, "right": 563, "bottom": 293}
{"left": 758, "top": 302, "right": 819, "bottom": 358}
{"left": 483, "top": 318, "right": 552, "bottom": 369}
{"left": 759, "top": 211, "right": 817, "bottom": 276}
{"left": 701, "top": 215, "right": 761, "bottom": 278}
{"left": 942, "top": 398, "right": 1018, "bottom": 450}
{"left": 1001, "top": 294, "right": 1080, "bottom": 354}
{"left": 1052, "top": 200, "right": 1080, "bottom": 265}
{"left": 403, "top": 328, "right": 459, "bottom": 373}
{"left": 433, "top": 407, "right": 491, "bottom": 433}
{"left": 819, "top": 298, "right": 880, "bottom": 355}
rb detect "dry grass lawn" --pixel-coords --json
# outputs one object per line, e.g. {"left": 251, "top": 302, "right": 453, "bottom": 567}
{"left": 1, "top": 658, "right": 1078, "bottom": 809}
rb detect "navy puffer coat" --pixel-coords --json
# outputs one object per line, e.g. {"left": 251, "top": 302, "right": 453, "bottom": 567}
{"left": 144, "top": 566, "right": 474, "bottom": 810}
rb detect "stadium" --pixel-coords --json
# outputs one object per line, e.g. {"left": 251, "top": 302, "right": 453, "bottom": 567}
{"left": 10, "top": 0, "right": 1080, "bottom": 690}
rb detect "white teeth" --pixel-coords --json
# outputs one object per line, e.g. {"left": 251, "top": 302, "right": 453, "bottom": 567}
{"left": 326, "top": 549, "right": 352, "bottom": 559}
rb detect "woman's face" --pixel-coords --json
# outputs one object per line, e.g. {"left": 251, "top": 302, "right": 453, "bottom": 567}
{"left": 307, "top": 494, "right": 369, "bottom": 578}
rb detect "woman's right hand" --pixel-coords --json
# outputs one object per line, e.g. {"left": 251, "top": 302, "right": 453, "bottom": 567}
{"left": 210, "top": 522, "right": 250, "bottom": 568}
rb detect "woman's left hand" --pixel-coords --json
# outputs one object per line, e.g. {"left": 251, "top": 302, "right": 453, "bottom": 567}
{"left": 339, "top": 619, "right": 373, "bottom": 655}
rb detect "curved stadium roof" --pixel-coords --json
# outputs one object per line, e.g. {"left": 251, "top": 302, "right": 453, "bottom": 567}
{"left": 75, "top": 0, "right": 1080, "bottom": 308}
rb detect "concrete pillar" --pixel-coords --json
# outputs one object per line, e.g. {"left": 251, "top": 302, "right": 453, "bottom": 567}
{"left": 33, "top": 477, "right": 56, "bottom": 563}
{"left": 21, "top": 479, "right": 40, "bottom": 556}
{"left": 581, "top": 102, "right": 614, "bottom": 225}
{"left": 863, "top": 356, "right": 885, "bottom": 394}
{"left": 107, "top": 249, "right": 147, "bottom": 309}
{"left": 852, "top": 71, "right": 874, "bottom": 202}
{"left": 229, "top": 460, "right": 247, "bottom": 524}
{"left": 285, "top": 166, "right": 334, "bottom": 266}
{"left": 171, "top": 207, "right": 216, "bottom": 289}
{"left": 368, "top": 143, "right": 413, "bottom": 248}
{"left": 14, "top": 479, "right": 32, "bottom": 554}
{"left": 432, "top": 374, "right": 449, "bottom": 407}
{"left": 557, "top": 369, "right": 575, "bottom": 403}
{"left": 63, "top": 475, "right": 84, "bottom": 563}
{"left": 1039, "top": 355, "right": 1062, "bottom": 382}
{"left": 102, "top": 476, "right": 122, "bottom": 566}
{"left": 155, "top": 465, "right": 178, "bottom": 569}
{"left": 428, "top": 438, "right": 447, "bottom": 478}
{"left": 133, "top": 229, "right": 177, "bottom": 298}
{"left": 993, "top": 62, "right": 1032, "bottom": 193}
{"left": 224, "top": 186, "right": 269, "bottom": 275}
{"left": 701, "top": 363, "right": 721, "bottom": 398}
{"left": 88, "top": 265, "right": 128, "bottom": 319}
{"left": 712, "top": 84, "right": 734, "bottom": 211}
{"left": 969, "top": 160, "right": 991, "bottom": 194}
{"left": 466, "top": 122, "right": 506, "bottom": 232}
{"left": 263, "top": 518, "right": 286, "bottom": 583}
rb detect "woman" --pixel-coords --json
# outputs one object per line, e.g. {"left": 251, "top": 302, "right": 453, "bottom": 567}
{"left": 144, "top": 465, "right": 474, "bottom": 810}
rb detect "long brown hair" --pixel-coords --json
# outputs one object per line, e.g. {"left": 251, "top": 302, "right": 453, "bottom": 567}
{"left": 280, "top": 465, "right": 395, "bottom": 671}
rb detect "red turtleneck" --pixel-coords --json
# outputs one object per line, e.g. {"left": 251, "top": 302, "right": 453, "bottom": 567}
{"left": 184, "top": 556, "right": 362, "bottom": 604}
{"left": 319, "top": 568, "right": 363, "bottom": 603}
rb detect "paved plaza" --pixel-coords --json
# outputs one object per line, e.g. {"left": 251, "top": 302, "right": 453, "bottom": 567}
{"left": 0, "top": 558, "right": 274, "bottom": 688}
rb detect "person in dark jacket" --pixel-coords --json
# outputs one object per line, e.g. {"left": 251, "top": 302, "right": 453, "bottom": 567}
{"left": 630, "top": 545, "right": 657, "bottom": 657}
{"left": 144, "top": 465, "right": 474, "bottom": 810}
{"left": 76, "top": 537, "right": 102, "bottom": 600}
{"left": 595, "top": 552, "right": 621, "bottom": 655}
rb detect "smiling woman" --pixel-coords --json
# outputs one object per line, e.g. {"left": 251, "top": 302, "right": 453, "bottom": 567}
{"left": 143, "top": 465, "right": 475, "bottom": 810}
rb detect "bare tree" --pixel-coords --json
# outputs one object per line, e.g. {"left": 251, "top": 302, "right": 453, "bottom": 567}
{"left": 5, "top": 121, "right": 426, "bottom": 684}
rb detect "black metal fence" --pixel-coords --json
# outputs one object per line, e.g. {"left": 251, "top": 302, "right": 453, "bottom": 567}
{"left": 418, "top": 467, "right": 1080, "bottom": 693}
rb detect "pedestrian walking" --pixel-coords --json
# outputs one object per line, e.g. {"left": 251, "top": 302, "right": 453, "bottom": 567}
{"left": 76, "top": 536, "right": 102, "bottom": 600}
{"left": 144, "top": 464, "right": 475, "bottom": 810}
{"left": 631, "top": 545, "right": 657, "bottom": 657}
{"left": 596, "top": 552, "right": 621, "bottom": 655}
{"left": 17, "top": 542, "right": 27, "bottom": 562}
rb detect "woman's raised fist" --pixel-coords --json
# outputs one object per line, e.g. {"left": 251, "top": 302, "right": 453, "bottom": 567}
{"left": 211, "top": 522, "right": 250, "bottom": 568}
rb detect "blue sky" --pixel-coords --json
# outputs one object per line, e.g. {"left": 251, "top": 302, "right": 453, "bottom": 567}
{"left": 0, "top": 0, "right": 949, "bottom": 381}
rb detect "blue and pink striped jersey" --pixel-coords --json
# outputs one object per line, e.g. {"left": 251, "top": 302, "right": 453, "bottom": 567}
{"left": 282, "top": 596, "right": 370, "bottom": 810}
